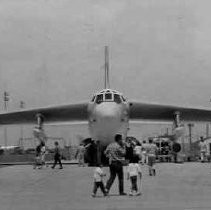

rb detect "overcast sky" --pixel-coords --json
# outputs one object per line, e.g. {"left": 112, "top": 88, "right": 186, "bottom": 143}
{"left": 0, "top": 0, "right": 211, "bottom": 111}
{"left": 1, "top": 0, "right": 211, "bottom": 145}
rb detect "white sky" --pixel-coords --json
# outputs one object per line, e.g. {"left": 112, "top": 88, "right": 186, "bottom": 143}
{"left": 0, "top": 0, "right": 211, "bottom": 145}
{"left": 0, "top": 0, "right": 211, "bottom": 110}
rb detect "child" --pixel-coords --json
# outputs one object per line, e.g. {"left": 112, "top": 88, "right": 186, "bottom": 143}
{"left": 127, "top": 156, "right": 142, "bottom": 196}
{"left": 33, "top": 143, "right": 42, "bottom": 169}
{"left": 92, "top": 164, "right": 107, "bottom": 197}
{"left": 40, "top": 142, "right": 48, "bottom": 167}
{"left": 147, "top": 139, "right": 157, "bottom": 176}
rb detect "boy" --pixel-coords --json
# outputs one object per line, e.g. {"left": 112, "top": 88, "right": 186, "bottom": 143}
{"left": 51, "top": 141, "right": 63, "bottom": 169}
{"left": 127, "top": 156, "right": 142, "bottom": 196}
{"left": 92, "top": 164, "right": 107, "bottom": 197}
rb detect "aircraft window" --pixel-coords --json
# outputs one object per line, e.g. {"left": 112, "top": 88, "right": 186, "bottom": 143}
{"left": 96, "top": 94, "right": 103, "bottom": 104}
{"left": 105, "top": 93, "right": 112, "bottom": 100}
{"left": 121, "top": 96, "right": 126, "bottom": 102}
{"left": 114, "top": 94, "right": 121, "bottom": 104}
{"left": 91, "top": 96, "right": 96, "bottom": 102}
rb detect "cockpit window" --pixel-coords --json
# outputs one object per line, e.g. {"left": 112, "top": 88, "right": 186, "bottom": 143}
{"left": 105, "top": 93, "right": 112, "bottom": 100}
{"left": 121, "top": 96, "right": 126, "bottom": 102}
{"left": 114, "top": 94, "right": 121, "bottom": 104}
{"left": 91, "top": 95, "right": 96, "bottom": 102}
{"left": 96, "top": 94, "right": 103, "bottom": 104}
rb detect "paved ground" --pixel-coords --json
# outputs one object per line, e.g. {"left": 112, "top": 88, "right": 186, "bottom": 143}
{"left": 0, "top": 162, "right": 211, "bottom": 210}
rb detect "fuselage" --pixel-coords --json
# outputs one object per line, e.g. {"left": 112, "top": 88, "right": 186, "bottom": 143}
{"left": 88, "top": 89, "right": 129, "bottom": 146}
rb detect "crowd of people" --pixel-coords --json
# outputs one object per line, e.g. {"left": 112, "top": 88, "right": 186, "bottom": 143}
{"left": 33, "top": 141, "right": 63, "bottom": 170}
{"left": 91, "top": 134, "right": 158, "bottom": 197}
{"left": 91, "top": 135, "right": 211, "bottom": 197}
{"left": 32, "top": 134, "right": 210, "bottom": 197}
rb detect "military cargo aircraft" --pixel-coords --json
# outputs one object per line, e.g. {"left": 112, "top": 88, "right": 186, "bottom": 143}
{"left": 0, "top": 47, "right": 211, "bottom": 163}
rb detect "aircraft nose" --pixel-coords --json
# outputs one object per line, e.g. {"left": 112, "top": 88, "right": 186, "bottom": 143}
{"left": 95, "top": 103, "right": 121, "bottom": 120}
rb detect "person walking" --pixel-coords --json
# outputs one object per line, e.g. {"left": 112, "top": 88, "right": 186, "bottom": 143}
{"left": 51, "top": 141, "right": 63, "bottom": 169}
{"left": 40, "top": 141, "right": 47, "bottom": 167}
{"left": 33, "top": 143, "right": 42, "bottom": 169}
{"left": 199, "top": 136, "right": 207, "bottom": 163}
{"left": 134, "top": 142, "right": 142, "bottom": 162}
{"left": 142, "top": 140, "right": 149, "bottom": 164}
{"left": 92, "top": 164, "right": 107, "bottom": 197}
{"left": 104, "top": 134, "right": 127, "bottom": 195}
{"left": 127, "top": 156, "right": 142, "bottom": 196}
{"left": 146, "top": 139, "right": 158, "bottom": 176}
{"left": 76, "top": 143, "right": 86, "bottom": 167}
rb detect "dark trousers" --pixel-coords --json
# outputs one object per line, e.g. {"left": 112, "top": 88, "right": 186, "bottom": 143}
{"left": 52, "top": 154, "right": 63, "bottom": 168}
{"left": 93, "top": 181, "right": 106, "bottom": 195}
{"left": 106, "top": 162, "right": 124, "bottom": 194}
{"left": 130, "top": 176, "right": 138, "bottom": 191}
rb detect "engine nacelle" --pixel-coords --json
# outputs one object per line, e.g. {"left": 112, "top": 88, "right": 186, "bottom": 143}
{"left": 172, "top": 142, "right": 181, "bottom": 153}
{"left": 174, "top": 126, "right": 185, "bottom": 138}
{"left": 33, "top": 127, "right": 46, "bottom": 143}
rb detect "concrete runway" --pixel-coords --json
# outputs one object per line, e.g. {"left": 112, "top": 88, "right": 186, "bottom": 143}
{"left": 0, "top": 163, "right": 211, "bottom": 210}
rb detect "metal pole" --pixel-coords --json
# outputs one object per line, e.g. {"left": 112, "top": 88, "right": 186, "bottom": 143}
{"left": 20, "top": 101, "right": 25, "bottom": 149}
{"left": 206, "top": 123, "right": 209, "bottom": 138}
{"left": 166, "top": 128, "right": 169, "bottom": 135}
{"left": 3, "top": 91, "right": 9, "bottom": 147}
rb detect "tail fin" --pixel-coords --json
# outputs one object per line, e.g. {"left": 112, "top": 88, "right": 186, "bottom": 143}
{"left": 104, "top": 46, "right": 110, "bottom": 89}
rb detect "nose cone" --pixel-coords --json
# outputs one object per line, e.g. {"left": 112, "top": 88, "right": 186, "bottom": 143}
{"left": 88, "top": 102, "right": 129, "bottom": 146}
{"left": 95, "top": 103, "right": 121, "bottom": 120}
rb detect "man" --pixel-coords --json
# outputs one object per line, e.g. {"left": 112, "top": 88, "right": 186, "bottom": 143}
{"left": 141, "top": 140, "right": 148, "bottom": 164}
{"left": 51, "top": 141, "right": 63, "bottom": 169}
{"left": 134, "top": 142, "right": 142, "bottom": 162}
{"left": 146, "top": 139, "right": 158, "bottom": 176}
{"left": 199, "top": 137, "right": 207, "bottom": 163}
{"left": 104, "top": 134, "right": 127, "bottom": 195}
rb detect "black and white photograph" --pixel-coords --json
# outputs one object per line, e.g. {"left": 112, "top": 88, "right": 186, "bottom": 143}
{"left": 0, "top": 1, "right": 211, "bottom": 210}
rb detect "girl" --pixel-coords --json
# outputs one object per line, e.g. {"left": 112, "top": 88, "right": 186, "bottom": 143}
{"left": 127, "top": 156, "right": 142, "bottom": 196}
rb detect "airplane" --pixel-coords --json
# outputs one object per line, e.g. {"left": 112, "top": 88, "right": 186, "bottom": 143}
{"left": 1, "top": 46, "right": 211, "bottom": 163}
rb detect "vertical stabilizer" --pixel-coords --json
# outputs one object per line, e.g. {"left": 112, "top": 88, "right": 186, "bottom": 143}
{"left": 104, "top": 46, "right": 110, "bottom": 89}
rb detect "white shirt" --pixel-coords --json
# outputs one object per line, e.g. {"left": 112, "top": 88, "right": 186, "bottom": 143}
{"left": 199, "top": 141, "right": 207, "bottom": 152}
{"left": 93, "top": 167, "right": 105, "bottom": 182}
{"left": 147, "top": 143, "right": 157, "bottom": 157}
{"left": 127, "top": 163, "right": 142, "bottom": 177}
{"left": 41, "top": 146, "right": 46, "bottom": 154}
{"left": 134, "top": 146, "right": 142, "bottom": 155}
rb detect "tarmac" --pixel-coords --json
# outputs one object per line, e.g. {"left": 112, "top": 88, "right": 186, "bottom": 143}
{"left": 0, "top": 162, "right": 211, "bottom": 210}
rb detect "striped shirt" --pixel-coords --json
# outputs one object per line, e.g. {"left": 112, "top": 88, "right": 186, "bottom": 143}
{"left": 104, "top": 142, "right": 126, "bottom": 163}
{"left": 146, "top": 143, "right": 157, "bottom": 157}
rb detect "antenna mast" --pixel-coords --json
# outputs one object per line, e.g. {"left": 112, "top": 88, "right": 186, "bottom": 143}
{"left": 104, "top": 46, "right": 110, "bottom": 89}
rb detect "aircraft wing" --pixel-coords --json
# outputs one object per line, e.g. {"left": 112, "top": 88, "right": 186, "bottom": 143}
{"left": 129, "top": 101, "right": 211, "bottom": 122}
{"left": 0, "top": 103, "right": 88, "bottom": 125}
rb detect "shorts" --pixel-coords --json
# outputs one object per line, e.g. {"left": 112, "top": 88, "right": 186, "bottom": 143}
{"left": 148, "top": 156, "right": 155, "bottom": 166}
